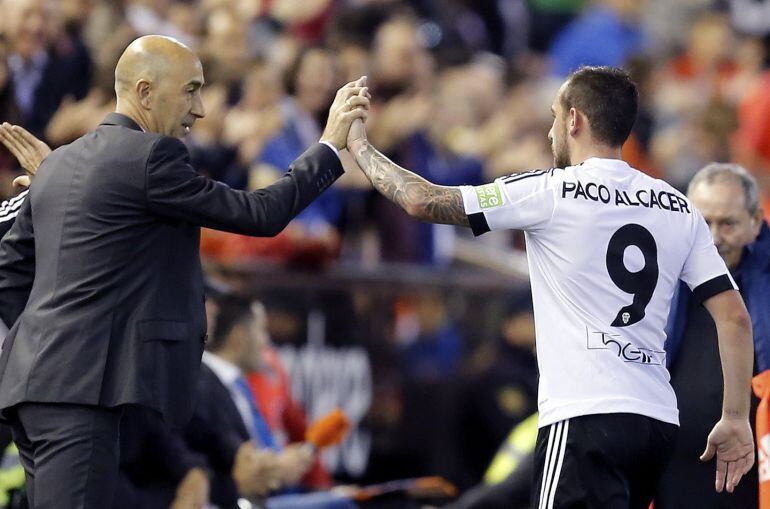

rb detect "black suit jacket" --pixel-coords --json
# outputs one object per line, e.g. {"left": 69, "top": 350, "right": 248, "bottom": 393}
{"left": 184, "top": 363, "right": 251, "bottom": 508}
{"left": 0, "top": 113, "right": 343, "bottom": 426}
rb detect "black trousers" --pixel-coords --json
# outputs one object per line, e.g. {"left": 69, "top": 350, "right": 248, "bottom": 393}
{"left": 7, "top": 403, "right": 124, "bottom": 509}
{"left": 531, "top": 413, "right": 678, "bottom": 509}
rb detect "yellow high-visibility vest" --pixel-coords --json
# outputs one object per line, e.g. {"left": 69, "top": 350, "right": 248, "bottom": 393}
{"left": 483, "top": 413, "right": 538, "bottom": 485}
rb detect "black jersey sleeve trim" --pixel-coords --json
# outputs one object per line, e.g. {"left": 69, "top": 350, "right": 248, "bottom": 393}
{"left": 468, "top": 212, "right": 490, "bottom": 237}
{"left": 692, "top": 274, "right": 735, "bottom": 303}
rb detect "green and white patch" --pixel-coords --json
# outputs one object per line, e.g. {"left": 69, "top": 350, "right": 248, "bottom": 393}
{"left": 475, "top": 183, "right": 503, "bottom": 209}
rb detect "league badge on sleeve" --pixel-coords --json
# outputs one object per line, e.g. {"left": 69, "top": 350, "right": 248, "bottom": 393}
{"left": 475, "top": 183, "right": 503, "bottom": 209}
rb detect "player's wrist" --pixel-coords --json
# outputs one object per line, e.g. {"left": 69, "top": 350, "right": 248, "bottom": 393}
{"left": 721, "top": 409, "right": 749, "bottom": 421}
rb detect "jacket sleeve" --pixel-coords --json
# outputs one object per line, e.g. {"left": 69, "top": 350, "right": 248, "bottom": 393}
{"left": 145, "top": 136, "right": 343, "bottom": 236}
{"left": 0, "top": 196, "right": 35, "bottom": 329}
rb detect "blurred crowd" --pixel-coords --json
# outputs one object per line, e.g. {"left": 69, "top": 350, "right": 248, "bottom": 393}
{"left": 2, "top": 0, "right": 770, "bottom": 268}
{"left": 1, "top": 0, "right": 770, "bottom": 506}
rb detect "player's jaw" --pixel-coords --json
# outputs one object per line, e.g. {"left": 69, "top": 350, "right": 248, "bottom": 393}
{"left": 551, "top": 128, "right": 571, "bottom": 168}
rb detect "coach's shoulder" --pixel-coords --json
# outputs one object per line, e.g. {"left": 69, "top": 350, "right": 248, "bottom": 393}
{"left": 146, "top": 135, "right": 191, "bottom": 162}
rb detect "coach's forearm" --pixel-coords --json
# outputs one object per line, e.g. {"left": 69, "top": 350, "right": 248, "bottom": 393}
{"left": 349, "top": 139, "right": 469, "bottom": 226}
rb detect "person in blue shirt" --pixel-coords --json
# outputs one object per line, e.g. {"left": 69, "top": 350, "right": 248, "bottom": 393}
{"left": 658, "top": 163, "right": 768, "bottom": 508}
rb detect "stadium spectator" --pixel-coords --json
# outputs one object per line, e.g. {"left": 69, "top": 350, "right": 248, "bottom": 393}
{"left": 547, "top": 0, "right": 646, "bottom": 76}
{"left": 2, "top": 0, "right": 92, "bottom": 139}
{"left": 186, "top": 296, "right": 355, "bottom": 509}
{"left": 459, "top": 290, "right": 538, "bottom": 484}
{"left": 657, "top": 163, "right": 768, "bottom": 508}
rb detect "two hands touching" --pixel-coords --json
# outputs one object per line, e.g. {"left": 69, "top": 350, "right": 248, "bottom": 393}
{"left": 319, "top": 76, "right": 370, "bottom": 155}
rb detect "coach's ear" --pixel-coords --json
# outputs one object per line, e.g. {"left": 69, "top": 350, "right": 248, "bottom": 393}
{"left": 137, "top": 79, "right": 152, "bottom": 110}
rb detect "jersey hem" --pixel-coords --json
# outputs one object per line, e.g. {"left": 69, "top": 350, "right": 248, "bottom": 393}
{"left": 538, "top": 398, "right": 679, "bottom": 428}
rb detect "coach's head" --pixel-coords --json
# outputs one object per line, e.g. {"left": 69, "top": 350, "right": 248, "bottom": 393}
{"left": 114, "top": 35, "right": 206, "bottom": 139}
{"left": 548, "top": 66, "right": 638, "bottom": 168}
{"left": 688, "top": 163, "right": 763, "bottom": 270}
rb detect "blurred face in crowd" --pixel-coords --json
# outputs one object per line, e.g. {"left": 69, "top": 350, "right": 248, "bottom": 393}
{"left": 3, "top": 0, "right": 52, "bottom": 59}
{"left": 294, "top": 48, "right": 335, "bottom": 115}
{"left": 243, "top": 64, "right": 283, "bottom": 110}
{"left": 203, "top": 8, "right": 250, "bottom": 84}
{"left": 548, "top": 84, "right": 571, "bottom": 168}
{"left": 689, "top": 179, "right": 762, "bottom": 270}
{"left": 688, "top": 13, "right": 733, "bottom": 68}
{"left": 239, "top": 302, "right": 270, "bottom": 373}
{"left": 373, "top": 19, "right": 422, "bottom": 89}
{"left": 502, "top": 311, "right": 536, "bottom": 350}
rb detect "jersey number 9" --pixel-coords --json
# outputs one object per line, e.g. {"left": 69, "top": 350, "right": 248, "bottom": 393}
{"left": 606, "top": 224, "right": 659, "bottom": 327}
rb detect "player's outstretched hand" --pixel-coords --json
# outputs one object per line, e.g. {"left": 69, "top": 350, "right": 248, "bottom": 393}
{"left": 320, "top": 76, "right": 370, "bottom": 151}
{"left": 347, "top": 88, "right": 368, "bottom": 154}
{"left": 700, "top": 416, "right": 755, "bottom": 493}
{"left": 0, "top": 122, "right": 51, "bottom": 188}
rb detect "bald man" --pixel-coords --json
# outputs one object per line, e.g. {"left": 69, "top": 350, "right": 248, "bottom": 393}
{"left": 0, "top": 35, "right": 368, "bottom": 509}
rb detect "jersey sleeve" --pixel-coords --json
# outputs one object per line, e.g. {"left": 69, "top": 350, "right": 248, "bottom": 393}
{"left": 460, "top": 170, "right": 557, "bottom": 236}
{"left": 680, "top": 211, "right": 737, "bottom": 302}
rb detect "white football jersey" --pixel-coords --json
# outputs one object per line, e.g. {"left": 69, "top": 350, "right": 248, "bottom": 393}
{"left": 461, "top": 158, "right": 735, "bottom": 428}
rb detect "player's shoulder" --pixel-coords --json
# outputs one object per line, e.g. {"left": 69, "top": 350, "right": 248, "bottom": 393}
{"left": 497, "top": 167, "right": 566, "bottom": 187}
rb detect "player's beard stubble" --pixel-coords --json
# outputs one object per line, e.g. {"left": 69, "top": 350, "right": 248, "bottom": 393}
{"left": 551, "top": 123, "right": 571, "bottom": 169}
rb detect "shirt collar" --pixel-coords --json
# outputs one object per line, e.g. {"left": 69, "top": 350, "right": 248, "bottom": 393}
{"left": 582, "top": 157, "right": 632, "bottom": 172}
{"left": 8, "top": 50, "right": 48, "bottom": 73}
{"left": 99, "top": 112, "right": 144, "bottom": 132}
{"left": 202, "top": 351, "right": 242, "bottom": 386}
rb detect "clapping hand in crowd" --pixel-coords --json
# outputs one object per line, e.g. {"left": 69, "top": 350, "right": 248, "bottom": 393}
{"left": 232, "top": 441, "right": 283, "bottom": 497}
{"left": 170, "top": 467, "right": 210, "bottom": 509}
{"left": 275, "top": 443, "right": 315, "bottom": 487}
{"left": 0, "top": 122, "right": 51, "bottom": 188}
{"left": 45, "top": 89, "right": 114, "bottom": 147}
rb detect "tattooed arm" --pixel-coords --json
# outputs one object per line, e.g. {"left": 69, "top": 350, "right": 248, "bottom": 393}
{"left": 348, "top": 138, "right": 470, "bottom": 227}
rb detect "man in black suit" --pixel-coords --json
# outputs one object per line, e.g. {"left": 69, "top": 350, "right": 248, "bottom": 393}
{"left": 186, "top": 296, "right": 355, "bottom": 509}
{"left": 0, "top": 34, "right": 369, "bottom": 509}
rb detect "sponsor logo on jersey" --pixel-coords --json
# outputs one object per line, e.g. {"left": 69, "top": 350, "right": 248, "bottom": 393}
{"left": 585, "top": 326, "right": 665, "bottom": 365}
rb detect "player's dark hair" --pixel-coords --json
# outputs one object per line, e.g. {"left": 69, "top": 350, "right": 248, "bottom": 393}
{"left": 209, "top": 295, "right": 253, "bottom": 352}
{"left": 561, "top": 66, "right": 638, "bottom": 147}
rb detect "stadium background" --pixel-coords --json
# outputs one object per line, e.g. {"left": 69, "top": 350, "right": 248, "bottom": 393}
{"left": 0, "top": 0, "right": 768, "bottom": 498}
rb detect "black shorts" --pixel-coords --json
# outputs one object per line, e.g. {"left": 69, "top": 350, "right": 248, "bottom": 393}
{"left": 531, "top": 413, "right": 678, "bottom": 509}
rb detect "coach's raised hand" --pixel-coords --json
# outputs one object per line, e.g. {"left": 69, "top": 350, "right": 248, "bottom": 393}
{"left": 320, "top": 76, "right": 370, "bottom": 151}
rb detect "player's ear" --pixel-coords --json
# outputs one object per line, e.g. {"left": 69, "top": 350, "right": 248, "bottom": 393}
{"left": 568, "top": 108, "right": 580, "bottom": 136}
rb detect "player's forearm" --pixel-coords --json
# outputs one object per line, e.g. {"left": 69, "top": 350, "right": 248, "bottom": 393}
{"left": 349, "top": 140, "right": 469, "bottom": 227}
{"left": 716, "top": 311, "right": 754, "bottom": 419}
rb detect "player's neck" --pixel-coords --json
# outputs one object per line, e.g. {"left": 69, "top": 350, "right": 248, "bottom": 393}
{"left": 569, "top": 144, "right": 623, "bottom": 166}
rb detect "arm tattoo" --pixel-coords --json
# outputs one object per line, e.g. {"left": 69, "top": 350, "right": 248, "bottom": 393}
{"left": 352, "top": 142, "right": 470, "bottom": 227}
